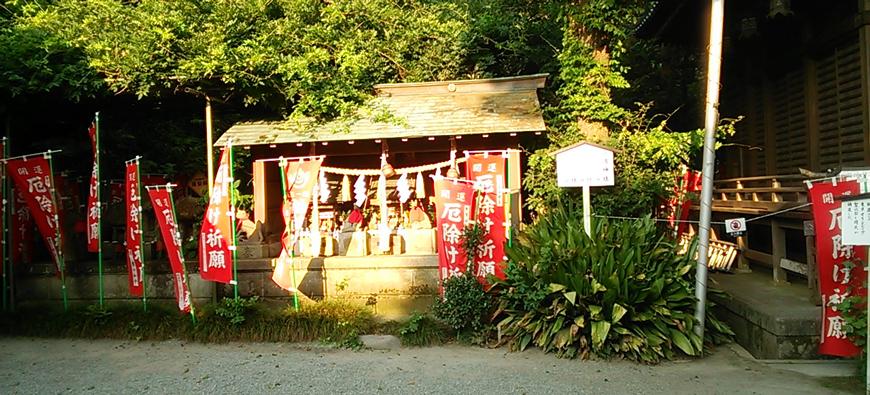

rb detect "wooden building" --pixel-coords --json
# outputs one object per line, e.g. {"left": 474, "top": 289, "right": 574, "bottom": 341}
{"left": 215, "top": 74, "right": 547, "bottom": 258}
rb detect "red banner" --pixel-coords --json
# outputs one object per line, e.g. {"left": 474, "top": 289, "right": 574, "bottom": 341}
{"left": 666, "top": 169, "right": 702, "bottom": 237}
{"left": 147, "top": 188, "right": 191, "bottom": 313}
{"left": 198, "top": 149, "right": 234, "bottom": 284}
{"left": 433, "top": 178, "right": 475, "bottom": 292}
{"left": 86, "top": 122, "right": 100, "bottom": 252}
{"left": 11, "top": 188, "right": 34, "bottom": 264}
{"left": 125, "top": 162, "right": 144, "bottom": 296}
{"left": 807, "top": 179, "right": 866, "bottom": 357}
{"left": 7, "top": 157, "right": 62, "bottom": 273}
{"left": 466, "top": 153, "right": 508, "bottom": 283}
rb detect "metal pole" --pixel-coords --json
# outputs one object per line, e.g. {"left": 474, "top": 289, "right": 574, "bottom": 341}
{"left": 693, "top": 0, "right": 726, "bottom": 339}
{"left": 205, "top": 96, "right": 215, "bottom": 192}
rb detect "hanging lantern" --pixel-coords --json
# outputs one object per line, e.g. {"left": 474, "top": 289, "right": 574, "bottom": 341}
{"left": 341, "top": 175, "right": 351, "bottom": 202}
{"left": 415, "top": 172, "right": 426, "bottom": 199}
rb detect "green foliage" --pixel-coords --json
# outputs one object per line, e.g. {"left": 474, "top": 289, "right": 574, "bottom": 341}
{"left": 838, "top": 260, "right": 868, "bottom": 372}
{"left": 433, "top": 222, "right": 493, "bottom": 343}
{"left": 0, "top": 299, "right": 378, "bottom": 346}
{"left": 495, "top": 202, "right": 733, "bottom": 362}
{"left": 398, "top": 312, "right": 448, "bottom": 347}
{"left": 433, "top": 273, "right": 491, "bottom": 344}
{"left": 525, "top": 105, "right": 739, "bottom": 217}
{"left": 213, "top": 296, "right": 260, "bottom": 326}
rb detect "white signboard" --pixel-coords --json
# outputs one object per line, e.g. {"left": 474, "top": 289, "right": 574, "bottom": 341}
{"left": 842, "top": 198, "right": 870, "bottom": 246}
{"left": 725, "top": 218, "right": 746, "bottom": 235}
{"left": 839, "top": 168, "right": 870, "bottom": 193}
{"left": 555, "top": 143, "right": 615, "bottom": 187}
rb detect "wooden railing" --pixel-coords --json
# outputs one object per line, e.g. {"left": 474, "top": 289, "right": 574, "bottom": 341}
{"left": 691, "top": 174, "right": 819, "bottom": 303}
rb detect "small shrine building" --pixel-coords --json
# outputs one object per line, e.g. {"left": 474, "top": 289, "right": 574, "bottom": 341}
{"left": 215, "top": 74, "right": 548, "bottom": 260}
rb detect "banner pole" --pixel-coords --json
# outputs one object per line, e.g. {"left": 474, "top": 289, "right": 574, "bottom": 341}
{"left": 136, "top": 159, "right": 147, "bottom": 312}
{"left": 278, "top": 161, "right": 299, "bottom": 311}
{"left": 95, "top": 112, "right": 104, "bottom": 308}
{"left": 228, "top": 143, "right": 239, "bottom": 300}
{"left": 504, "top": 155, "right": 512, "bottom": 249}
{"left": 47, "top": 153, "right": 68, "bottom": 312}
{"left": 167, "top": 186, "right": 196, "bottom": 325}
{"left": 1, "top": 137, "right": 7, "bottom": 312}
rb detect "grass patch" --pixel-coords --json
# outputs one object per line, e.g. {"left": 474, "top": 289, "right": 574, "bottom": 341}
{"left": 0, "top": 298, "right": 378, "bottom": 347}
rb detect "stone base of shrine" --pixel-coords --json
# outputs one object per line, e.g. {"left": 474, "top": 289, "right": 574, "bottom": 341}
{"left": 711, "top": 270, "right": 823, "bottom": 360}
{"left": 12, "top": 255, "right": 439, "bottom": 320}
{"left": 224, "top": 255, "right": 440, "bottom": 320}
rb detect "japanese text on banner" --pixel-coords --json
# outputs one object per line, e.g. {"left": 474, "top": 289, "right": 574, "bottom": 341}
{"left": 198, "top": 149, "right": 234, "bottom": 284}
{"left": 125, "top": 162, "right": 144, "bottom": 296}
{"left": 466, "top": 154, "right": 508, "bottom": 283}
{"left": 7, "top": 157, "right": 62, "bottom": 273}
{"left": 147, "top": 188, "right": 191, "bottom": 313}
{"left": 433, "top": 178, "right": 475, "bottom": 293}
{"left": 808, "top": 180, "right": 866, "bottom": 357}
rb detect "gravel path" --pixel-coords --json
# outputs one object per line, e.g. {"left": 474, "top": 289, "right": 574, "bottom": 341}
{"left": 0, "top": 337, "right": 854, "bottom": 394}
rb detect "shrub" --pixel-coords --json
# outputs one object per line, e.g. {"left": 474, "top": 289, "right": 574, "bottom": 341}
{"left": 432, "top": 224, "right": 493, "bottom": 343}
{"left": 495, "top": 201, "right": 732, "bottom": 362}
{"left": 398, "top": 312, "right": 449, "bottom": 347}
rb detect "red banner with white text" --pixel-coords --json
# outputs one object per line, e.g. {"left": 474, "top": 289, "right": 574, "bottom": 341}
{"left": 147, "top": 188, "right": 191, "bottom": 313}
{"left": 7, "top": 157, "right": 62, "bottom": 273}
{"left": 807, "top": 179, "right": 866, "bottom": 357}
{"left": 198, "top": 149, "right": 234, "bottom": 284}
{"left": 86, "top": 122, "right": 100, "bottom": 252}
{"left": 285, "top": 158, "right": 323, "bottom": 234}
{"left": 466, "top": 153, "right": 508, "bottom": 283}
{"left": 11, "top": 188, "right": 34, "bottom": 264}
{"left": 433, "top": 178, "right": 475, "bottom": 293}
{"left": 125, "top": 162, "right": 144, "bottom": 296}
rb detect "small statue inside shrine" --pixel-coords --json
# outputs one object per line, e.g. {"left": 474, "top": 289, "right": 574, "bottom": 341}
{"left": 407, "top": 199, "right": 432, "bottom": 229}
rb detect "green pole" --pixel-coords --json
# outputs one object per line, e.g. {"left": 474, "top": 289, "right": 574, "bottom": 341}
{"left": 47, "top": 153, "right": 68, "bottom": 312}
{"left": 94, "top": 112, "right": 104, "bottom": 308}
{"left": 1, "top": 137, "right": 8, "bottom": 312}
{"left": 228, "top": 143, "right": 239, "bottom": 300}
{"left": 278, "top": 160, "right": 299, "bottom": 311}
{"left": 135, "top": 158, "right": 147, "bottom": 312}
{"left": 504, "top": 151, "right": 512, "bottom": 248}
{"left": 166, "top": 186, "right": 196, "bottom": 325}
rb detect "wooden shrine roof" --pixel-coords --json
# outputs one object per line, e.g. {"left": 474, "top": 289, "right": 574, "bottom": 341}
{"left": 215, "top": 74, "right": 548, "bottom": 147}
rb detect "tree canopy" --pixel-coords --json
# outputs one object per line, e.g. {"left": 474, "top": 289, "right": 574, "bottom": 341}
{"left": 1, "top": 0, "right": 711, "bottom": 215}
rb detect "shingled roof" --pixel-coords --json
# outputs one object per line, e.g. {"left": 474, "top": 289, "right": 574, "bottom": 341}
{"left": 215, "top": 74, "right": 548, "bottom": 147}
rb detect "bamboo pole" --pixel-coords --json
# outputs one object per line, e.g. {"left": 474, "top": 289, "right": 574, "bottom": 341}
{"left": 228, "top": 142, "right": 239, "bottom": 300}
{"left": 95, "top": 112, "right": 104, "bottom": 308}
{"left": 1, "top": 137, "right": 7, "bottom": 311}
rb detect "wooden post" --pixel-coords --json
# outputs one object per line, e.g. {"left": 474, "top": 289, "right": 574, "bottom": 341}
{"left": 205, "top": 96, "right": 215, "bottom": 192}
{"left": 771, "top": 220, "right": 788, "bottom": 284}
{"left": 805, "top": 233, "right": 821, "bottom": 305}
{"left": 735, "top": 234, "right": 752, "bottom": 273}
{"left": 582, "top": 185, "right": 591, "bottom": 237}
{"left": 253, "top": 160, "right": 268, "bottom": 226}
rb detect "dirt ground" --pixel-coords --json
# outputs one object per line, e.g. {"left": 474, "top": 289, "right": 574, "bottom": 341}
{"left": 0, "top": 337, "right": 859, "bottom": 394}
